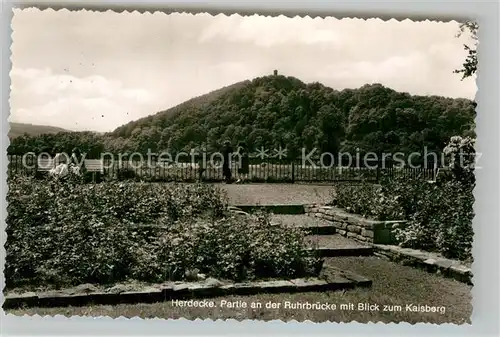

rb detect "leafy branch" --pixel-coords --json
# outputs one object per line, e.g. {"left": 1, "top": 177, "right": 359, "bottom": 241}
{"left": 454, "top": 21, "right": 478, "bottom": 80}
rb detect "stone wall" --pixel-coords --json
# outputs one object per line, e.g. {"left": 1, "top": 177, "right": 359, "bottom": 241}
{"left": 304, "top": 205, "right": 407, "bottom": 245}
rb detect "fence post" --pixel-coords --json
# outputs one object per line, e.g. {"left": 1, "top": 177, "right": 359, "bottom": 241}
{"left": 291, "top": 159, "right": 295, "bottom": 184}
{"left": 376, "top": 159, "right": 381, "bottom": 183}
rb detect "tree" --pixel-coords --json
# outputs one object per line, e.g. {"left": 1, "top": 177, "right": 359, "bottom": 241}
{"left": 443, "top": 136, "right": 476, "bottom": 185}
{"left": 454, "top": 21, "right": 478, "bottom": 80}
{"left": 8, "top": 75, "right": 476, "bottom": 160}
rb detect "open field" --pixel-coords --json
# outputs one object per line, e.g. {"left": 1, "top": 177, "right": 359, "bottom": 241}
{"left": 7, "top": 256, "right": 471, "bottom": 324}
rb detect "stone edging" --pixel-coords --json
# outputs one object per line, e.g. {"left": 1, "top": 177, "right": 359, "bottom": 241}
{"left": 227, "top": 204, "right": 472, "bottom": 285}
{"left": 3, "top": 274, "right": 372, "bottom": 310}
{"left": 306, "top": 247, "right": 373, "bottom": 257}
{"left": 304, "top": 204, "right": 407, "bottom": 244}
{"left": 372, "top": 244, "right": 473, "bottom": 285}
{"left": 303, "top": 204, "right": 472, "bottom": 284}
{"left": 228, "top": 206, "right": 371, "bottom": 258}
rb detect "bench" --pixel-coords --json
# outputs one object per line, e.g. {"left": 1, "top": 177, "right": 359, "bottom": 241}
{"left": 84, "top": 159, "right": 104, "bottom": 182}
{"left": 84, "top": 159, "right": 104, "bottom": 173}
{"left": 37, "top": 158, "right": 104, "bottom": 171}
{"left": 37, "top": 158, "right": 104, "bottom": 182}
{"left": 37, "top": 158, "right": 55, "bottom": 171}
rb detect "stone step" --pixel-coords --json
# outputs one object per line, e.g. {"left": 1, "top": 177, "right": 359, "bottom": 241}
{"left": 305, "top": 235, "right": 374, "bottom": 257}
{"left": 228, "top": 208, "right": 337, "bottom": 234}
{"left": 270, "top": 214, "right": 337, "bottom": 235}
{"left": 307, "top": 246, "right": 374, "bottom": 257}
{"left": 234, "top": 204, "right": 305, "bottom": 214}
{"left": 231, "top": 211, "right": 371, "bottom": 257}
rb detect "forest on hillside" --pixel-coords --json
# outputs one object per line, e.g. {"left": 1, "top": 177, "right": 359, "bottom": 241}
{"left": 8, "top": 75, "right": 476, "bottom": 161}
{"left": 8, "top": 123, "right": 70, "bottom": 138}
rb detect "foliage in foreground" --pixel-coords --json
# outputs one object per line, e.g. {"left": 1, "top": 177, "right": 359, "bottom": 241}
{"left": 331, "top": 136, "right": 475, "bottom": 261}
{"left": 332, "top": 177, "right": 474, "bottom": 261}
{"left": 131, "top": 213, "right": 322, "bottom": 283}
{"left": 7, "top": 174, "right": 228, "bottom": 225}
{"left": 5, "top": 176, "right": 321, "bottom": 288}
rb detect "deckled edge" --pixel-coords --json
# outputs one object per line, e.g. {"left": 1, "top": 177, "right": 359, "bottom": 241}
{"left": 11, "top": 5, "right": 467, "bottom": 24}
{"left": 2, "top": 4, "right": 478, "bottom": 328}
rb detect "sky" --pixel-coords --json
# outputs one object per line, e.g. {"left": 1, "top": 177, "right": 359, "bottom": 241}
{"left": 10, "top": 8, "right": 477, "bottom": 133}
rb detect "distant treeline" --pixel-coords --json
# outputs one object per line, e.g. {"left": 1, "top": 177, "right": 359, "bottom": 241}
{"left": 8, "top": 75, "right": 476, "bottom": 160}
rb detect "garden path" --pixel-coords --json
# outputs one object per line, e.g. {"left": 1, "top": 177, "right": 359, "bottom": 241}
{"left": 218, "top": 183, "right": 333, "bottom": 205}
{"left": 221, "top": 183, "right": 370, "bottom": 252}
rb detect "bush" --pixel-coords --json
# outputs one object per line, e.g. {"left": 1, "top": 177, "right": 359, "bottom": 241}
{"left": 131, "top": 213, "right": 322, "bottom": 283}
{"left": 6, "top": 175, "right": 320, "bottom": 288}
{"left": 7, "top": 175, "right": 228, "bottom": 225}
{"left": 331, "top": 175, "right": 474, "bottom": 261}
{"left": 82, "top": 171, "right": 104, "bottom": 183}
{"left": 331, "top": 182, "right": 386, "bottom": 219}
{"left": 393, "top": 180, "right": 474, "bottom": 261}
{"left": 115, "top": 167, "right": 137, "bottom": 181}
{"left": 331, "top": 136, "right": 476, "bottom": 261}
{"left": 443, "top": 136, "right": 476, "bottom": 185}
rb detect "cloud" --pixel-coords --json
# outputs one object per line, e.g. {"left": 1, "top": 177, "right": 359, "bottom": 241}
{"left": 9, "top": 67, "right": 160, "bottom": 132}
{"left": 318, "top": 41, "right": 476, "bottom": 98}
{"left": 9, "top": 10, "right": 477, "bottom": 132}
{"left": 199, "top": 14, "right": 343, "bottom": 47}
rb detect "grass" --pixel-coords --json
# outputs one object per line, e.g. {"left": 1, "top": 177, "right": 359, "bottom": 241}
{"left": 7, "top": 256, "right": 471, "bottom": 324}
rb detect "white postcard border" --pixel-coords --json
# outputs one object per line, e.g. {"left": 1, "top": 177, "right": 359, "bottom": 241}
{"left": 1, "top": 0, "right": 498, "bottom": 336}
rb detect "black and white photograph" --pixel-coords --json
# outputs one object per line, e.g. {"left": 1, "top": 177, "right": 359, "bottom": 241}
{"left": 4, "top": 8, "right": 477, "bottom": 324}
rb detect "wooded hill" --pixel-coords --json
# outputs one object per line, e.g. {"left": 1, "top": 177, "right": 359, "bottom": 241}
{"left": 8, "top": 122, "right": 70, "bottom": 138}
{"left": 8, "top": 74, "right": 476, "bottom": 158}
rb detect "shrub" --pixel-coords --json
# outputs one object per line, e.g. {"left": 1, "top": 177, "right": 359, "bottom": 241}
{"left": 331, "top": 136, "right": 476, "bottom": 261}
{"left": 332, "top": 182, "right": 384, "bottom": 218}
{"left": 82, "top": 171, "right": 104, "bottom": 183}
{"left": 131, "top": 214, "right": 322, "bottom": 282}
{"left": 7, "top": 175, "right": 228, "bottom": 225}
{"left": 443, "top": 136, "right": 476, "bottom": 185}
{"left": 331, "top": 175, "right": 474, "bottom": 261}
{"left": 5, "top": 175, "right": 320, "bottom": 288}
{"left": 393, "top": 180, "right": 474, "bottom": 261}
{"left": 115, "top": 167, "right": 137, "bottom": 181}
